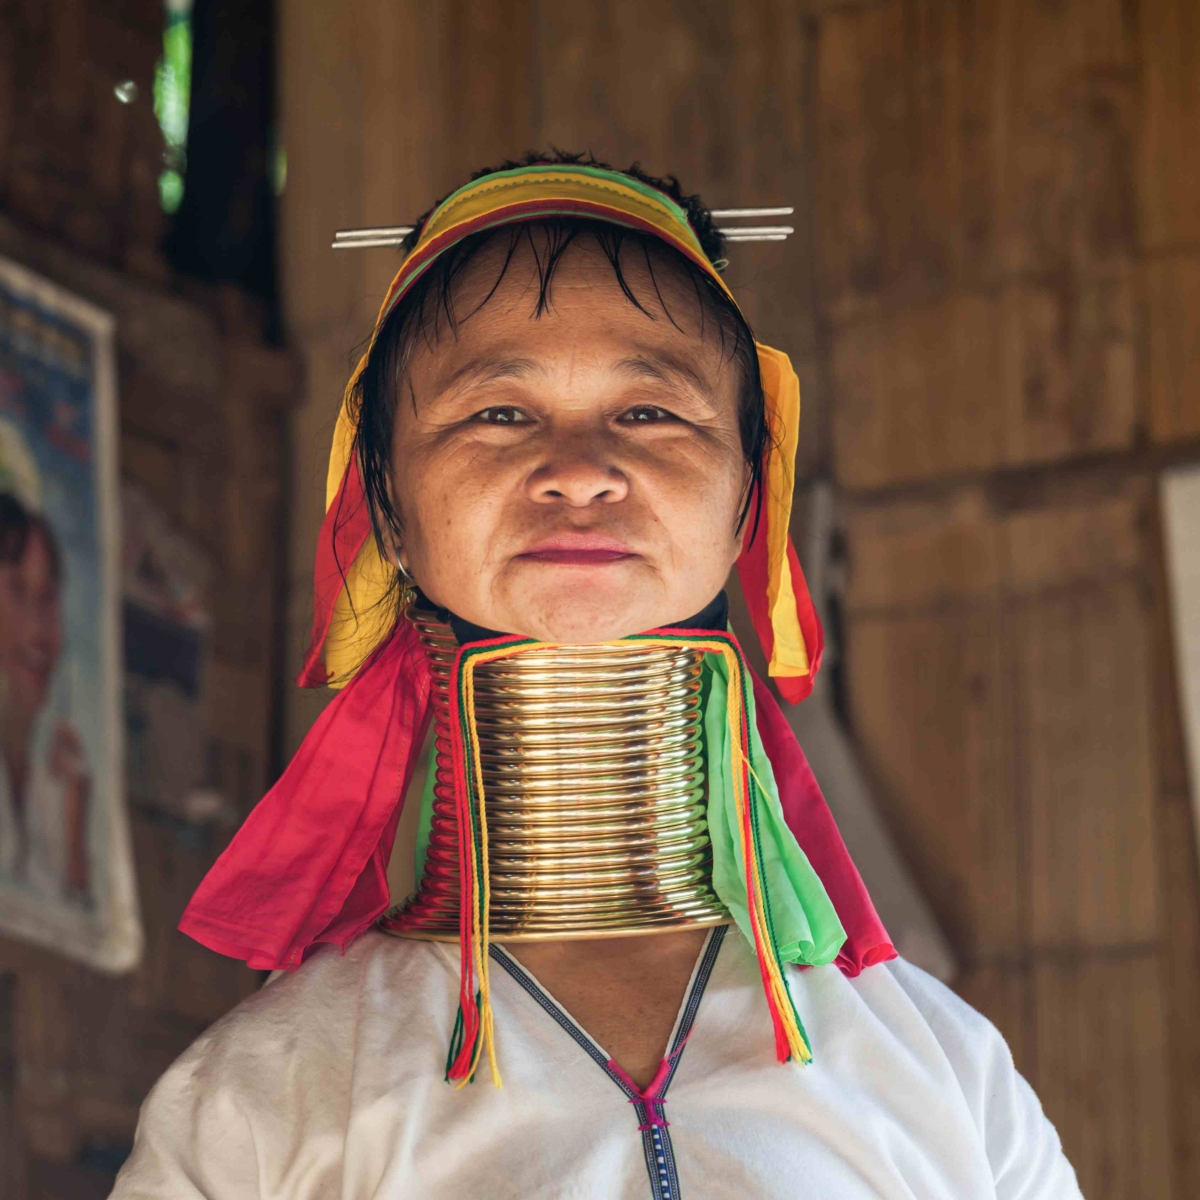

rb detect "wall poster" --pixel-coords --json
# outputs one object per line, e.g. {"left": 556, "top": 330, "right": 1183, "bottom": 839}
{"left": 0, "top": 255, "right": 139, "bottom": 971}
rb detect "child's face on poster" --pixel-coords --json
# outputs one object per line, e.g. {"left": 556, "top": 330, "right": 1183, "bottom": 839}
{"left": 0, "top": 527, "right": 63, "bottom": 716}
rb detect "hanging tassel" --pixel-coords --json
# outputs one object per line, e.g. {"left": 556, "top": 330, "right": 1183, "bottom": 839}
{"left": 443, "top": 636, "right": 537, "bottom": 1087}
{"left": 440, "top": 629, "right": 811, "bottom": 1087}
{"left": 652, "top": 630, "right": 813, "bottom": 1066}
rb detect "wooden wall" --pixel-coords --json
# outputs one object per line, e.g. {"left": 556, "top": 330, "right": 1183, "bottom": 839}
{"left": 281, "top": 2, "right": 1200, "bottom": 1196}
{"left": 816, "top": 2, "right": 1200, "bottom": 1195}
{"left": 0, "top": 3, "right": 296, "bottom": 1196}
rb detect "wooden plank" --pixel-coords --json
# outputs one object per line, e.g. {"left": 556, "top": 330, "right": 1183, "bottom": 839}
{"left": 816, "top": 0, "right": 1137, "bottom": 485}
{"left": 997, "top": 276, "right": 1136, "bottom": 468}
{"left": 1145, "top": 254, "right": 1200, "bottom": 445}
{"left": 814, "top": 0, "right": 1004, "bottom": 318}
{"left": 0, "top": 974, "right": 27, "bottom": 1198}
{"left": 1001, "top": 489, "right": 1144, "bottom": 595}
{"left": 845, "top": 606, "right": 1020, "bottom": 958}
{"left": 845, "top": 487, "right": 1001, "bottom": 611}
{"left": 1138, "top": 0, "right": 1200, "bottom": 250}
{"left": 1033, "top": 954, "right": 1174, "bottom": 1200}
{"left": 830, "top": 275, "right": 1136, "bottom": 487}
{"left": 439, "top": 0, "right": 534, "bottom": 183}
{"left": 64, "top": 976, "right": 205, "bottom": 1126}
{"left": 830, "top": 293, "right": 1005, "bottom": 488}
{"left": 277, "top": 0, "right": 371, "bottom": 336}
{"left": 1000, "top": 0, "right": 1135, "bottom": 277}
{"left": 1015, "top": 579, "right": 1158, "bottom": 947}
{"left": 1156, "top": 786, "right": 1200, "bottom": 1196}
{"left": 126, "top": 819, "right": 259, "bottom": 1025}
{"left": 538, "top": 0, "right": 735, "bottom": 188}
{"left": 14, "top": 973, "right": 75, "bottom": 1161}
{"left": 814, "top": 0, "right": 1134, "bottom": 304}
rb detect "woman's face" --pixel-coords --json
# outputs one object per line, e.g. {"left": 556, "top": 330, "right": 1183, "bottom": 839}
{"left": 389, "top": 237, "right": 749, "bottom": 643}
{"left": 0, "top": 527, "right": 63, "bottom": 715}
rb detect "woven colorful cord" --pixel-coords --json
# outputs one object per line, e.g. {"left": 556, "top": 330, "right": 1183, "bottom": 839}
{"left": 442, "top": 628, "right": 815, "bottom": 1087}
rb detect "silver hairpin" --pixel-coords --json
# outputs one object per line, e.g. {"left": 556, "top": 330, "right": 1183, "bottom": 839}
{"left": 331, "top": 205, "right": 794, "bottom": 250}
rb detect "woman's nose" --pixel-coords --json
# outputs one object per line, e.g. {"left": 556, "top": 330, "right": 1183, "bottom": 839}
{"left": 525, "top": 449, "right": 630, "bottom": 507}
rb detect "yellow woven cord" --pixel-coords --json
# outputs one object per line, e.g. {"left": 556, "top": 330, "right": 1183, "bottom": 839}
{"left": 717, "top": 643, "right": 812, "bottom": 1064}
{"left": 447, "top": 635, "right": 810, "bottom": 1086}
{"left": 461, "top": 651, "right": 501, "bottom": 1088}
{"left": 755, "top": 344, "right": 809, "bottom": 681}
{"left": 317, "top": 166, "right": 807, "bottom": 688}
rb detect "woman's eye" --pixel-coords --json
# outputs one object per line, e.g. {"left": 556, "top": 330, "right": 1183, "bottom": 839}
{"left": 621, "top": 405, "right": 675, "bottom": 424}
{"left": 473, "top": 406, "right": 528, "bottom": 425}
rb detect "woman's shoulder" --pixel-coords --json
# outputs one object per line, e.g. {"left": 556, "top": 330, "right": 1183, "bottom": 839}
{"left": 830, "top": 955, "right": 1018, "bottom": 1087}
{"left": 112, "top": 932, "right": 443, "bottom": 1198}
{"left": 181, "top": 931, "right": 440, "bottom": 1075}
{"left": 837, "top": 957, "right": 1083, "bottom": 1199}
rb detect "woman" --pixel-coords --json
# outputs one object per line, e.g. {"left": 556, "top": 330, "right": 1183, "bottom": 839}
{"left": 114, "top": 156, "right": 1082, "bottom": 1198}
{"left": 0, "top": 490, "right": 90, "bottom": 900}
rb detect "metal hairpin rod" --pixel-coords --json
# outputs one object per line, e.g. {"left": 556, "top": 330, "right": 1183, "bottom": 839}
{"left": 331, "top": 218, "right": 795, "bottom": 250}
{"left": 708, "top": 207, "right": 794, "bottom": 219}
{"left": 716, "top": 225, "right": 794, "bottom": 237}
{"left": 334, "top": 225, "right": 415, "bottom": 241}
{"left": 331, "top": 237, "right": 411, "bottom": 249}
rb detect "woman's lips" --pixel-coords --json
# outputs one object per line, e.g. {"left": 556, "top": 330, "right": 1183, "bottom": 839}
{"left": 517, "top": 536, "right": 636, "bottom": 565}
{"left": 521, "top": 548, "right": 633, "bottom": 565}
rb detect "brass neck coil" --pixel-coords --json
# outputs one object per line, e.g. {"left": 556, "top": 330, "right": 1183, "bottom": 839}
{"left": 380, "top": 606, "right": 730, "bottom": 942}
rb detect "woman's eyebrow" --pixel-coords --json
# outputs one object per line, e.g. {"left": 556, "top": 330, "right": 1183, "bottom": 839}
{"left": 443, "top": 355, "right": 541, "bottom": 391}
{"left": 616, "top": 353, "right": 715, "bottom": 400}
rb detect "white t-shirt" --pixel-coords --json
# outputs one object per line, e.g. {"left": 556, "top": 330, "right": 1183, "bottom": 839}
{"left": 112, "top": 926, "right": 1083, "bottom": 1199}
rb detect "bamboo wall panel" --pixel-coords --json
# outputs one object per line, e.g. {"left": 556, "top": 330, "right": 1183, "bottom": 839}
{"left": 1138, "top": 0, "right": 1200, "bottom": 251}
{"left": 814, "top": 0, "right": 1005, "bottom": 317}
{"left": 840, "top": 474, "right": 1184, "bottom": 1197}
{"left": 1145, "top": 255, "right": 1200, "bottom": 444}
{"left": 816, "top": 0, "right": 1138, "bottom": 488}
{"left": 846, "top": 608, "right": 1018, "bottom": 958}
{"left": 1033, "top": 956, "right": 1173, "bottom": 1199}
{"left": 1017, "top": 583, "right": 1158, "bottom": 947}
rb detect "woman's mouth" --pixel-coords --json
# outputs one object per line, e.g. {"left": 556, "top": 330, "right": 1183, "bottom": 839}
{"left": 517, "top": 535, "right": 636, "bottom": 565}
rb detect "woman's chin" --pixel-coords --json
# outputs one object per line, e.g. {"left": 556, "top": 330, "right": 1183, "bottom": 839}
{"left": 491, "top": 578, "right": 673, "bottom": 644}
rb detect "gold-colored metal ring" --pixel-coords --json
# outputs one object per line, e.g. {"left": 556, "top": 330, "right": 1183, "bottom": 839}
{"left": 380, "top": 606, "right": 730, "bottom": 942}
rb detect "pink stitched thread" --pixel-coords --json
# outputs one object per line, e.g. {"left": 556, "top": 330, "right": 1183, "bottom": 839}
{"left": 606, "top": 1034, "right": 692, "bottom": 1131}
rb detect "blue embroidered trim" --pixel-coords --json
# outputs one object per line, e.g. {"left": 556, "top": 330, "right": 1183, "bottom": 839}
{"left": 491, "top": 925, "right": 726, "bottom": 1200}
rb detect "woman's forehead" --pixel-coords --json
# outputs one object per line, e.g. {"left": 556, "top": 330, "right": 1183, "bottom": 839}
{"left": 412, "top": 233, "right": 733, "bottom": 370}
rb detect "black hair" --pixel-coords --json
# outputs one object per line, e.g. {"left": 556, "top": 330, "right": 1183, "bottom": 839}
{"left": 0, "top": 492, "right": 61, "bottom": 586}
{"left": 341, "top": 150, "right": 771, "bottom": 624}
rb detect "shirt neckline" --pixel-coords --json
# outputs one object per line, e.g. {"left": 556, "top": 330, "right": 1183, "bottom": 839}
{"left": 490, "top": 925, "right": 727, "bottom": 1096}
